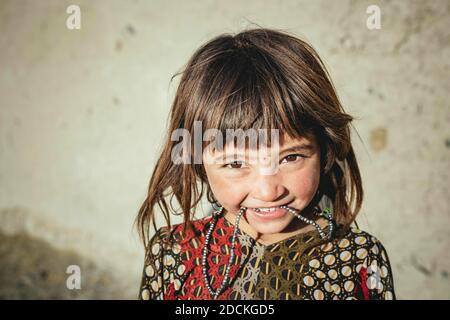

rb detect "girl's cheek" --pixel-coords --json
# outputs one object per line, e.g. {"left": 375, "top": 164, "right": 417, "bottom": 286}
{"left": 211, "top": 176, "right": 249, "bottom": 210}
{"left": 288, "top": 168, "right": 320, "bottom": 197}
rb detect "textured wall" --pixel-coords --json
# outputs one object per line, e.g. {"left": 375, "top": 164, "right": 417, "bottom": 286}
{"left": 0, "top": 0, "right": 449, "bottom": 299}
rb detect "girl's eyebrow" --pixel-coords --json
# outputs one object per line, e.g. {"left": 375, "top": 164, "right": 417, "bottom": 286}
{"left": 212, "top": 143, "right": 314, "bottom": 161}
{"left": 279, "top": 143, "right": 314, "bottom": 154}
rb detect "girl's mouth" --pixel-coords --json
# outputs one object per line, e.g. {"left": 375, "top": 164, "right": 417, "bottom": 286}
{"left": 247, "top": 206, "right": 288, "bottom": 220}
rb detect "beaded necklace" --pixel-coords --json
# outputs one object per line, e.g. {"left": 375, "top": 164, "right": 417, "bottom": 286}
{"left": 201, "top": 205, "right": 335, "bottom": 299}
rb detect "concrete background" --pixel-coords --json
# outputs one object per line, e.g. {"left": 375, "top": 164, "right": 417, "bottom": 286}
{"left": 0, "top": 0, "right": 449, "bottom": 299}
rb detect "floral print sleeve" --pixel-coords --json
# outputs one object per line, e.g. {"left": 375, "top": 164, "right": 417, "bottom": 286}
{"left": 138, "top": 228, "right": 165, "bottom": 300}
{"left": 361, "top": 238, "right": 396, "bottom": 300}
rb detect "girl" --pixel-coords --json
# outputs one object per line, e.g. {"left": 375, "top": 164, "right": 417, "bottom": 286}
{"left": 136, "top": 28, "right": 396, "bottom": 300}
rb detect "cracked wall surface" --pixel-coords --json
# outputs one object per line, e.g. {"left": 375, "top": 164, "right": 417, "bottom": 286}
{"left": 0, "top": 0, "right": 449, "bottom": 299}
{"left": 0, "top": 229, "right": 128, "bottom": 299}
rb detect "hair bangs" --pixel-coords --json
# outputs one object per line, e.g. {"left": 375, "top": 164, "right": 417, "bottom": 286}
{"left": 197, "top": 46, "right": 314, "bottom": 152}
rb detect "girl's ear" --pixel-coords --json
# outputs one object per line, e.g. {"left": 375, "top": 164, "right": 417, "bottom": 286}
{"left": 318, "top": 192, "right": 333, "bottom": 214}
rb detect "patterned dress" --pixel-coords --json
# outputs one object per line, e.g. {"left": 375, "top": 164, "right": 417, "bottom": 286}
{"left": 138, "top": 214, "right": 396, "bottom": 300}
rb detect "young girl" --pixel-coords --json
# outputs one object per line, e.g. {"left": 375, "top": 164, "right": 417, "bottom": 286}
{"left": 136, "top": 28, "right": 396, "bottom": 300}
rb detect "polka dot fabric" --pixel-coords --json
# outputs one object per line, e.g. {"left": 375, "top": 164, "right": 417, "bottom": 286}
{"left": 139, "top": 215, "right": 395, "bottom": 300}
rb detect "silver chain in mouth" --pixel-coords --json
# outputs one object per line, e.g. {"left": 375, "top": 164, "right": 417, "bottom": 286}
{"left": 253, "top": 207, "right": 277, "bottom": 212}
{"left": 250, "top": 205, "right": 334, "bottom": 239}
{"left": 279, "top": 205, "right": 334, "bottom": 240}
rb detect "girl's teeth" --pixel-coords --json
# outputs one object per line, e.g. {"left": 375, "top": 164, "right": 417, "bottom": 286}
{"left": 254, "top": 208, "right": 276, "bottom": 212}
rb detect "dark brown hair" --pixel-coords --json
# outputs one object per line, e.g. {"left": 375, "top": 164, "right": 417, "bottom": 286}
{"left": 135, "top": 28, "right": 363, "bottom": 248}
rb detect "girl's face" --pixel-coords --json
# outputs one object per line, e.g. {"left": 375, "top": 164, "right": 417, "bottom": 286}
{"left": 203, "top": 133, "right": 321, "bottom": 242}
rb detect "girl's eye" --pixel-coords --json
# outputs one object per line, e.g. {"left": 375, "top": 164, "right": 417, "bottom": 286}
{"left": 281, "top": 154, "right": 305, "bottom": 164}
{"left": 225, "top": 161, "right": 246, "bottom": 169}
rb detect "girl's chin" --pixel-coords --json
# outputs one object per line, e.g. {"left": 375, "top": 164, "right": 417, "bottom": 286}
{"left": 245, "top": 214, "right": 294, "bottom": 235}
{"left": 248, "top": 224, "right": 289, "bottom": 235}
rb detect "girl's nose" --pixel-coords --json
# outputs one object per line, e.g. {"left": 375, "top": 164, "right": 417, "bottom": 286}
{"left": 253, "top": 174, "right": 286, "bottom": 203}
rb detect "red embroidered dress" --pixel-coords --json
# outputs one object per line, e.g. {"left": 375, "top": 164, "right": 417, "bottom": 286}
{"left": 139, "top": 215, "right": 395, "bottom": 300}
